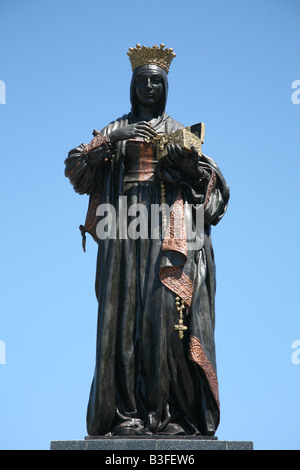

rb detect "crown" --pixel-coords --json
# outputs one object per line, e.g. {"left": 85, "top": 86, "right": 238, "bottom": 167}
{"left": 127, "top": 43, "right": 176, "bottom": 73}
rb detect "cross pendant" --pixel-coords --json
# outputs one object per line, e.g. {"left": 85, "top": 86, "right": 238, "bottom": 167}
{"left": 175, "top": 320, "right": 188, "bottom": 339}
{"left": 174, "top": 296, "right": 187, "bottom": 339}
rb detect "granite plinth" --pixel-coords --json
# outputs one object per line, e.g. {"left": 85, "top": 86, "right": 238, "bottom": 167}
{"left": 50, "top": 436, "right": 253, "bottom": 451}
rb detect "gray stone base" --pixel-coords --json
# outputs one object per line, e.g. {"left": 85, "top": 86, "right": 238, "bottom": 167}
{"left": 50, "top": 436, "right": 254, "bottom": 451}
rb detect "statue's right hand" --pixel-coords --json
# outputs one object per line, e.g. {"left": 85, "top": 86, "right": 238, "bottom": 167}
{"left": 108, "top": 122, "right": 157, "bottom": 144}
{"left": 87, "top": 145, "right": 108, "bottom": 165}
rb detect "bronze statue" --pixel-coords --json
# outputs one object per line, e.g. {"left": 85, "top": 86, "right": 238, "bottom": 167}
{"left": 65, "top": 44, "right": 229, "bottom": 437}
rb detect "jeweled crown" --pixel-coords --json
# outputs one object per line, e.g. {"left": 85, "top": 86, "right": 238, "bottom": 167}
{"left": 127, "top": 43, "right": 176, "bottom": 73}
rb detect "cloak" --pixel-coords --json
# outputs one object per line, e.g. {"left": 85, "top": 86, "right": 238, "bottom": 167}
{"left": 65, "top": 66, "right": 229, "bottom": 435}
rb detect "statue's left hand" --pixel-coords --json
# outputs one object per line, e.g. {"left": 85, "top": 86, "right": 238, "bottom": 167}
{"left": 165, "top": 144, "right": 200, "bottom": 179}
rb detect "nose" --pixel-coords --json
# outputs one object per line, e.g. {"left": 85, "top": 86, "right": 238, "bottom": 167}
{"left": 145, "top": 78, "right": 152, "bottom": 90}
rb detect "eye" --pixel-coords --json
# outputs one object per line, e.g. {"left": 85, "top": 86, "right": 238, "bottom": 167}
{"left": 135, "top": 75, "right": 146, "bottom": 84}
{"left": 151, "top": 75, "right": 162, "bottom": 84}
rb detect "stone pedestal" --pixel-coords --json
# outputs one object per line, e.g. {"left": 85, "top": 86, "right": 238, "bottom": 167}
{"left": 50, "top": 436, "right": 253, "bottom": 451}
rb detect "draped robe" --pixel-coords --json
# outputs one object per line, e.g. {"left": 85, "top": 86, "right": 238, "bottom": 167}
{"left": 65, "top": 111, "right": 229, "bottom": 436}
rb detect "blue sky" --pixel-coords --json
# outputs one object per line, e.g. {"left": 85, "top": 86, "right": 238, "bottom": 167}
{"left": 0, "top": 0, "right": 299, "bottom": 450}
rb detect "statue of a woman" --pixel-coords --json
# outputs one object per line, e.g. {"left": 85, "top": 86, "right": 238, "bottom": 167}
{"left": 65, "top": 44, "right": 229, "bottom": 437}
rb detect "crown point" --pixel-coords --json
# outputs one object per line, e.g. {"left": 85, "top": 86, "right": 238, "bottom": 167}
{"left": 136, "top": 44, "right": 141, "bottom": 49}
{"left": 169, "top": 48, "right": 173, "bottom": 52}
{"left": 160, "top": 43, "right": 165, "bottom": 49}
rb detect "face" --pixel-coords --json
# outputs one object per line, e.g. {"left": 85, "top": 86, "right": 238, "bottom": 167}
{"left": 134, "top": 71, "right": 164, "bottom": 107}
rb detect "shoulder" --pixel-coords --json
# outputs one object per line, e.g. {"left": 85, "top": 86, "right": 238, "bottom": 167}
{"left": 164, "top": 114, "right": 184, "bottom": 133}
{"left": 98, "top": 114, "right": 130, "bottom": 135}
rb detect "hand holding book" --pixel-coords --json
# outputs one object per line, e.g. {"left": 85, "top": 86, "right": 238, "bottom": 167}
{"left": 164, "top": 143, "right": 201, "bottom": 179}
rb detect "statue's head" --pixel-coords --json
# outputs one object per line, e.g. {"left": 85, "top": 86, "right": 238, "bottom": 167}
{"left": 130, "top": 64, "right": 167, "bottom": 116}
{"left": 128, "top": 44, "right": 175, "bottom": 117}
